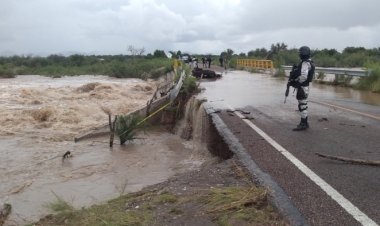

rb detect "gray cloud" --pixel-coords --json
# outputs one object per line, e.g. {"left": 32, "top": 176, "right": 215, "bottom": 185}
{"left": 235, "top": 0, "right": 380, "bottom": 31}
{"left": 0, "top": 0, "right": 379, "bottom": 56}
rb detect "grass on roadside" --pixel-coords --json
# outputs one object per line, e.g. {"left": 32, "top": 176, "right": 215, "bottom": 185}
{"left": 201, "top": 186, "right": 284, "bottom": 226}
{"left": 46, "top": 193, "right": 74, "bottom": 214}
{"left": 36, "top": 191, "right": 157, "bottom": 226}
{"left": 33, "top": 185, "right": 286, "bottom": 226}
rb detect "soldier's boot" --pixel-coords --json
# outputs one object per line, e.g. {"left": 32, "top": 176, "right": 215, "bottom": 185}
{"left": 293, "top": 117, "right": 309, "bottom": 131}
{"left": 305, "top": 117, "right": 309, "bottom": 128}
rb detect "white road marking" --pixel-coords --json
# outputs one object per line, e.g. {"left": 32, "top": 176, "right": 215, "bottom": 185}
{"left": 228, "top": 106, "right": 378, "bottom": 226}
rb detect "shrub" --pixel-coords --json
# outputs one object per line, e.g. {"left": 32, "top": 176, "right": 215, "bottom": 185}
{"left": 355, "top": 65, "right": 380, "bottom": 92}
{"left": 0, "top": 55, "right": 173, "bottom": 79}
{"left": 108, "top": 61, "right": 130, "bottom": 78}
{"left": 0, "top": 65, "right": 16, "bottom": 78}
{"left": 332, "top": 74, "right": 353, "bottom": 86}
{"left": 115, "top": 114, "right": 144, "bottom": 145}
{"left": 316, "top": 71, "right": 326, "bottom": 80}
{"left": 182, "top": 75, "right": 197, "bottom": 94}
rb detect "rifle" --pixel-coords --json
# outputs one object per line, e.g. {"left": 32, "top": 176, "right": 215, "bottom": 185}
{"left": 284, "top": 64, "right": 298, "bottom": 104}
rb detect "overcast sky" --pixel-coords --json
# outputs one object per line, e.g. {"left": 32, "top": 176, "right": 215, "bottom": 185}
{"left": 1, "top": 0, "right": 380, "bottom": 56}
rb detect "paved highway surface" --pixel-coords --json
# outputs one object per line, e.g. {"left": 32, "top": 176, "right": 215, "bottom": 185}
{"left": 199, "top": 69, "right": 380, "bottom": 226}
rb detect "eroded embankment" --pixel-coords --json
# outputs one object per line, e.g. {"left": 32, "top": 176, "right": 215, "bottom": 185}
{"left": 174, "top": 96, "right": 233, "bottom": 160}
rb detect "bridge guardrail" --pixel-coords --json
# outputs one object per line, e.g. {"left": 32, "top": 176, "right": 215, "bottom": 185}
{"left": 237, "top": 59, "right": 274, "bottom": 69}
{"left": 281, "top": 66, "right": 369, "bottom": 77}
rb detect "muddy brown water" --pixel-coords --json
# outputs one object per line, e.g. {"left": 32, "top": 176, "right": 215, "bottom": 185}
{"left": 199, "top": 70, "right": 380, "bottom": 109}
{"left": 0, "top": 75, "right": 210, "bottom": 225}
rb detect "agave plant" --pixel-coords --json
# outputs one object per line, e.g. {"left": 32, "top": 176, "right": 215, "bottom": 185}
{"left": 115, "top": 114, "right": 143, "bottom": 145}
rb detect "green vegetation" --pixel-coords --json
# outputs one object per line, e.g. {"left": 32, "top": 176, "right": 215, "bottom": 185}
{"left": 33, "top": 186, "right": 285, "bottom": 226}
{"left": 242, "top": 44, "right": 380, "bottom": 68}
{"left": 355, "top": 64, "right": 380, "bottom": 92}
{"left": 2, "top": 44, "right": 380, "bottom": 91}
{"left": 46, "top": 193, "right": 74, "bottom": 214}
{"left": 182, "top": 75, "right": 197, "bottom": 94}
{"left": 173, "top": 65, "right": 197, "bottom": 94}
{"left": 316, "top": 71, "right": 326, "bottom": 80}
{"left": 333, "top": 74, "right": 353, "bottom": 87}
{"left": 0, "top": 54, "right": 172, "bottom": 79}
{"left": 36, "top": 191, "right": 157, "bottom": 226}
{"left": 115, "top": 114, "right": 145, "bottom": 145}
{"left": 202, "top": 186, "right": 283, "bottom": 226}
{"left": 217, "top": 44, "right": 380, "bottom": 92}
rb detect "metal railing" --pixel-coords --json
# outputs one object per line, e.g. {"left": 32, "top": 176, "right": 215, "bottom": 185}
{"left": 281, "top": 66, "right": 369, "bottom": 77}
{"left": 237, "top": 59, "right": 274, "bottom": 69}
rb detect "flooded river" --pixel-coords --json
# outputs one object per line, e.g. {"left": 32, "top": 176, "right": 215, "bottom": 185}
{"left": 0, "top": 75, "right": 209, "bottom": 225}
{"left": 2, "top": 72, "right": 379, "bottom": 225}
{"left": 199, "top": 70, "right": 380, "bottom": 110}
{"left": 0, "top": 75, "right": 157, "bottom": 140}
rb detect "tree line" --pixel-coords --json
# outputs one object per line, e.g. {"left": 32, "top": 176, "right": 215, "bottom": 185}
{"left": 0, "top": 49, "right": 172, "bottom": 78}
{"left": 220, "top": 43, "right": 380, "bottom": 92}
{"left": 226, "top": 43, "right": 380, "bottom": 68}
{"left": 1, "top": 43, "right": 380, "bottom": 92}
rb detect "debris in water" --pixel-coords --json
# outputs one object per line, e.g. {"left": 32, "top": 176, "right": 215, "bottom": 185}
{"left": 8, "top": 181, "right": 33, "bottom": 195}
{"left": 318, "top": 117, "right": 328, "bottom": 122}
{"left": 0, "top": 203, "right": 12, "bottom": 224}
{"left": 62, "top": 151, "right": 72, "bottom": 160}
{"left": 207, "top": 110, "right": 221, "bottom": 115}
{"left": 226, "top": 109, "right": 250, "bottom": 115}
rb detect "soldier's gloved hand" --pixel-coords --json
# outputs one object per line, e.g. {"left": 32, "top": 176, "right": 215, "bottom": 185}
{"left": 295, "top": 81, "right": 302, "bottom": 88}
{"left": 287, "top": 80, "right": 298, "bottom": 88}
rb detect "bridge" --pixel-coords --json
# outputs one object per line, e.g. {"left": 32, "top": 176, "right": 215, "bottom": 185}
{"left": 236, "top": 59, "right": 369, "bottom": 77}
{"left": 282, "top": 65, "right": 369, "bottom": 77}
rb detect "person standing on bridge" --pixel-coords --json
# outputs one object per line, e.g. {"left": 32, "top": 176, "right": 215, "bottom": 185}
{"left": 290, "top": 46, "right": 315, "bottom": 131}
{"left": 207, "top": 55, "right": 212, "bottom": 68}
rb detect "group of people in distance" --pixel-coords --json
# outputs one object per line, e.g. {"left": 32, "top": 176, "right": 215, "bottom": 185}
{"left": 182, "top": 45, "right": 315, "bottom": 132}
{"left": 201, "top": 56, "right": 212, "bottom": 68}
{"left": 186, "top": 56, "right": 212, "bottom": 68}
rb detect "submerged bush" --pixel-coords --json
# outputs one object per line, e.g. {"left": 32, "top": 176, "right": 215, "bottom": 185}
{"left": 333, "top": 74, "right": 353, "bottom": 86}
{"left": 115, "top": 114, "right": 145, "bottom": 145}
